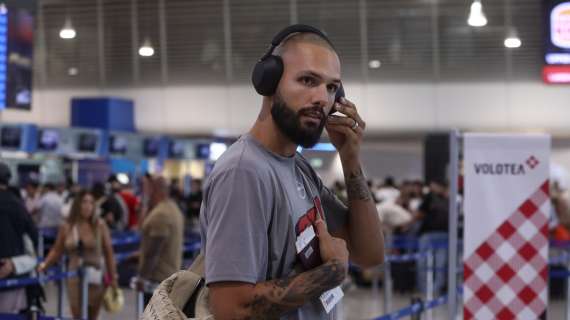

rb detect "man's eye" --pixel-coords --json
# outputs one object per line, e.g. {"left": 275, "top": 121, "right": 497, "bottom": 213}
{"left": 300, "top": 76, "right": 316, "bottom": 86}
{"left": 327, "top": 85, "right": 338, "bottom": 93}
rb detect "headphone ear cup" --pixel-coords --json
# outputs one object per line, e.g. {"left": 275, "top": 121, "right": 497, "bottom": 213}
{"left": 251, "top": 55, "right": 284, "bottom": 96}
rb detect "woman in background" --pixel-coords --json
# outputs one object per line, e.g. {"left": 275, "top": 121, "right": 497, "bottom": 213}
{"left": 38, "top": 190, "right": 118, "bottom": 319}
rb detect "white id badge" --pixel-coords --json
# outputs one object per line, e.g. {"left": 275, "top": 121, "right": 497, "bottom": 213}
{"left": 320, "top": 286, "right": 344, "bottom": 314}
{"left": 295, "top": 225, "right": 316, "bottom": 253}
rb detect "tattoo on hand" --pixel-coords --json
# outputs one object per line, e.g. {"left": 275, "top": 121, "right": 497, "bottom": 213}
{"left": 244, "top": 260, "right": 346, "bottom": 319}
{"left": 346, "top": 168, "right": 372, "bottom": 201}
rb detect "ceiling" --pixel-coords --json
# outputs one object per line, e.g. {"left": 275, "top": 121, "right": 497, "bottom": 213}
{"left": 35, "top": 0, "right": 544, "bottom": 88}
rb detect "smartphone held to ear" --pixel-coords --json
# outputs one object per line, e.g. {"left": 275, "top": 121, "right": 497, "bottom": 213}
{"left": 329, "top": 85, "right": 346, "bottom": 116}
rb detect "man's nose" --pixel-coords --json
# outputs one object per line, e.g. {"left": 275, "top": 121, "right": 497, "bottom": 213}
{"left": 311, "top": 84, "right": 330, "bottom": 108}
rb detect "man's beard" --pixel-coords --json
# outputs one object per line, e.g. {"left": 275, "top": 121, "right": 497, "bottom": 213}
{"left": 271, "top": 94, "right": 326, "bottom": 148}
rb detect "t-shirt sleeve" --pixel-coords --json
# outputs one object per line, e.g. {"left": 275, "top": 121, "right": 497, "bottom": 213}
{"left": 202, "top": 167, "right": 270, "bottom": 285}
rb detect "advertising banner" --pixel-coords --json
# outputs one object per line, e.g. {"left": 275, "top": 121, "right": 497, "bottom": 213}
{"left": 464, "top": 133, "right": 551, "bottom": 319}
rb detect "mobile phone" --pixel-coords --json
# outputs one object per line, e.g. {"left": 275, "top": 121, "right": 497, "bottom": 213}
{"left": 329, "top": 85, "right": 346, "bottom": 116}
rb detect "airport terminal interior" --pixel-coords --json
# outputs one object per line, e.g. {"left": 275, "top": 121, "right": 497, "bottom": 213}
{"left": 2, "top": 0, "right": 570, "bottom": 319}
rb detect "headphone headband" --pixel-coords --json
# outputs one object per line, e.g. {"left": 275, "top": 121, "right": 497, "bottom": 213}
{"left": 252, "top": 24, "right": 343, "bottom": 102}
{"left": 259, "top": 24, "right": 334, "bottom": 61}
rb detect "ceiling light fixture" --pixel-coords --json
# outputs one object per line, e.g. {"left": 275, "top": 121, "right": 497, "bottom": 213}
{"left": 59, "top": 18, "right": 76, "bottom": 39}
{"left": 138, "top": 38, "right": 154, "bottom": 57}
{"left": 504, "top": 34, "right": 522, "bottom": 48}
{"left": 368, "top": 60, "right": 381, "bottom": 69}
{"left": 68, "top": 67, "right": 79, "bottom": 76}
{"left": 468, "top": 0, "right": 488, "bottom": 27}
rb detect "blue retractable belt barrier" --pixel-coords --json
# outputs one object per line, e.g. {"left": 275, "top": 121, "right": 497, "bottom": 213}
{"left": 0, "top": 313, "right": 74, "bottom": 320}
{"left": 0, "top": 269, "right": 78, "bottom": 289}
{"left": 384, "top": 252, "right": 430, "bottom": 263}
{"left": 549, "top": 253, "right": 570, "bottom": 265}
{"left": 184, "top": 241, "right": 202, "bottom": 253}
{"left": 111, "top": 234, "right": 141, "bottom": 246}
{"left": 549, "top": 269, "right": 570, "bottom": 279}
{"left": 371, "top": 295, "right": 448, "bottom": 320}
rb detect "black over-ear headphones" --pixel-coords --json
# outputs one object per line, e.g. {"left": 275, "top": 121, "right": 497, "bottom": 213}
{"left": 251, "top": 24, "right": 345, "bottom": 106}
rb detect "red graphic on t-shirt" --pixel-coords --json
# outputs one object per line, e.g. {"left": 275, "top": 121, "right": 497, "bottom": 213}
{"left": 295, "top": 197, "right": 324, "bottom": 235}
{"left": 296, "top": 207, "right": 318, "bottom": 235}
{"left": 295, "top": 197, "right": 325, "bottom": 270}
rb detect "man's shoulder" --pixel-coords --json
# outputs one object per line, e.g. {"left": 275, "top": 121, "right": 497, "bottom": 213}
{"left": 210, "top": 138, "right": 274, "bottom": 179}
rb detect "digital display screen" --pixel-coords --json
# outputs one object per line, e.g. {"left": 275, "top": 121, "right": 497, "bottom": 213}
{"left": 543, "top": 0, "right": 570, "bottom": 83}
{"left": 143, "top": 138, "right": 160, "bottom": 157}
{"left": 169, "top": 141, "right": 185, "bottom": 158}
{"left": 0, "top": 126, "right": 21, "bottom": 148}
{"left": 195, "top": 143, "right": 210, "bottom": 159}
{"left": 109, "top": 135, "right": 128, "bottom": 155}
{"left": 77, "top": 133, "right": 98, "bottom": 153}
{"left": 3, "top": 2, "right": 34, "bottom": 110}
{"left": 38, "top": 129, "right": 59, "bottom": 151}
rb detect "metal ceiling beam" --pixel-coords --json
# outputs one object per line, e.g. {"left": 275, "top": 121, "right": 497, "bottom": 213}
{"left": 96, "top": 0, "right": 106, "bottom": 86}
{"left": 158, "top": 0, "right": 168, "bottom": 84}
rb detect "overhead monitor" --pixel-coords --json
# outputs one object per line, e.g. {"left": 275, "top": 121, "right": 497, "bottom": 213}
{"left": 543, "top": 0, "right": 570, "bottom": 83}
{"left": 195, "top": 143, "right": 210, "bottom": 160}
{"left": 37, "top": 129, "right": 59, "bottom": 151}
{"left": 109, "top": 135, "right": 128, "bottom": 155}
{"left": 0, "top": 126, "right": 22, "bottom": 148}
{"left": 77, "top": 132, "right": 98, "bottom": 153}
{"left": 143, "top": 137, "right": 160, "bottom": 157}
{"left": 169, "top": 140, "right": 185, "bottom": 158}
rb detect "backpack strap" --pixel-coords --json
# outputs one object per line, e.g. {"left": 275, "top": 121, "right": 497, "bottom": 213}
{"left": 180, "top": 253, "right": 206, "bottom": 317}
{"left": 188, "top": 253, "right": 205, "bottom": 277}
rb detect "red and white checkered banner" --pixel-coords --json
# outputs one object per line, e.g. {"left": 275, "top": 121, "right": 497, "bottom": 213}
{"left": 464, "top": 133, "right": 551, "bottom": 320}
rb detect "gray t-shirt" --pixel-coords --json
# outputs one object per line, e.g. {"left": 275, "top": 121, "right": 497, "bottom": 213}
{"left": 200, "top": 133, "right": 348, "bottom": 320}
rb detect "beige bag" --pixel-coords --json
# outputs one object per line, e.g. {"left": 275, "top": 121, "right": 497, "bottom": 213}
{"left": 142, "top": 254, "right": 213, "bottom": 320}
{"left": 103, "top": 287, "right": 124, "bottom": 313}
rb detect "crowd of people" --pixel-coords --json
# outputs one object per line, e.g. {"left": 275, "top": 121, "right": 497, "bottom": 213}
{"left": 0, "top": 162, "right": 200, "bottom": 319}
{"left": 333, "top": 176, "right": 452, "bottom": 294}
{"left": 4, "top": 157, "right": 570, "bottom": 318}
{"left": 332, "top": 177, "right": 450, "bottom": 238}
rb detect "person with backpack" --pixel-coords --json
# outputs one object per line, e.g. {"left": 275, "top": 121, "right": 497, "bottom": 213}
{"left": 144, "top": 25, "right": 385, "bottom": 320}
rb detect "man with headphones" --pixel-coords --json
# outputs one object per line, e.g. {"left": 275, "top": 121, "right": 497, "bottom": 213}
{"left": 200, "top": 24, "right": 384, "bottom": 319}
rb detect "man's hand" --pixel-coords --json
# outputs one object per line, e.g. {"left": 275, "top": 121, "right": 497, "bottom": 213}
{"left": 314, "top": 215, "right": 349, "bottom": 276}
{"left": 325, "top": 97, "right": 366, "bottom": 160}
{"left": 0, "top": 259, "right": 15, "bottom": 279}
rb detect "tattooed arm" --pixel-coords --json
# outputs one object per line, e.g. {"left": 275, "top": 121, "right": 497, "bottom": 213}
{"left": 331, "top": 163, "right": 384, "bottom": 268}
{"left": 209, "top": 260, "right": 345, "bottom": 320}
{"left": 324, "top": 97, "right": 384, "bottom": 267}
{"left": 209, "top": 216, "right": 349, "bottom": 320}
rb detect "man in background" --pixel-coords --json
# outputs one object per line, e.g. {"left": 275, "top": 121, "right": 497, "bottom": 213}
{"left": 136, "top": 176, "right": 185, "bottom": 306}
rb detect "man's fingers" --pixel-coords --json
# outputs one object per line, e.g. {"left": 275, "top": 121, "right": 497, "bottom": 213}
{"left": 315, "top": 218, "right": 330, "bottom": 237}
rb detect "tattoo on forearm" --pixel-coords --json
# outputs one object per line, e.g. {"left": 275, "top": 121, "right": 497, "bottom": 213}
{"left": 346, "top": 168, "right": 372, "bottom": 201}
{"left": 243, "top": 260, "right": 346, "bottom": 319}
